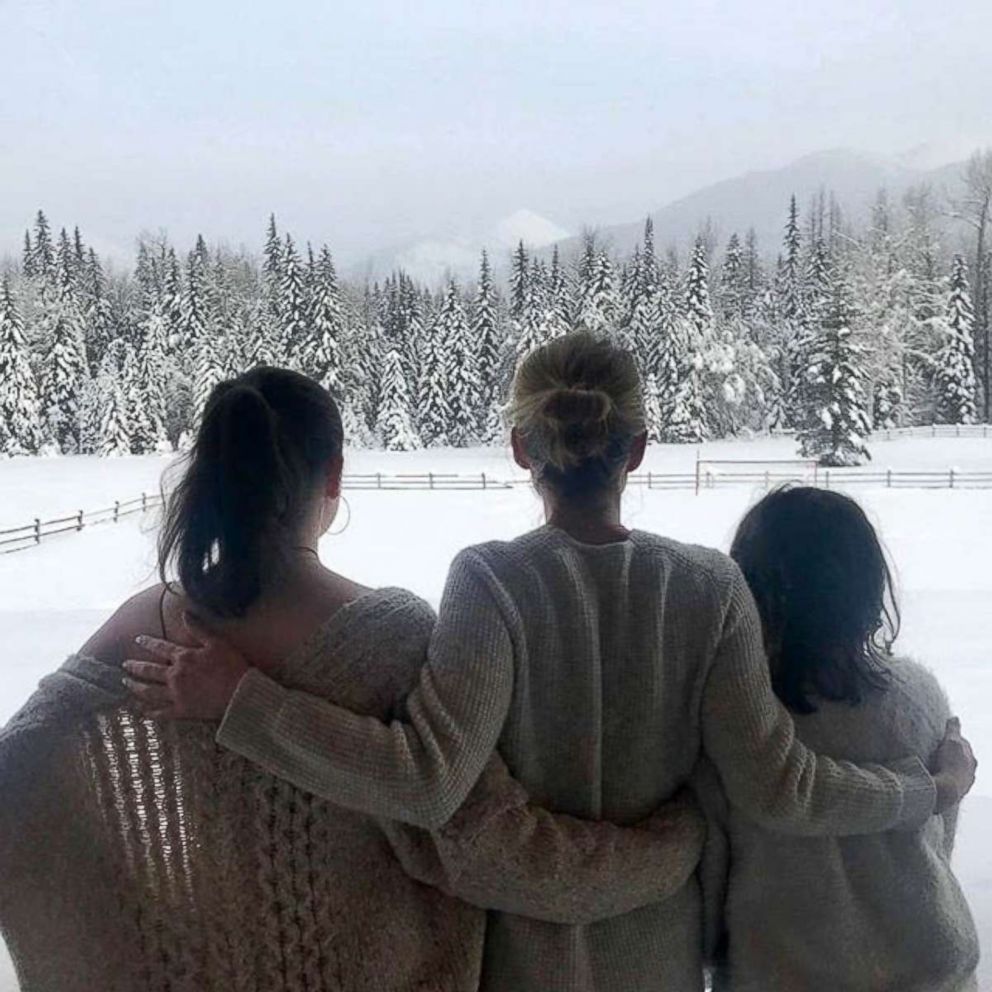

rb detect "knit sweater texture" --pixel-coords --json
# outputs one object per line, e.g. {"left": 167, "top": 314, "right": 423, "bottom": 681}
{"left": 0, "top": 586, "right": 704, "bottom": 991}
{"left": 701, "top": 658, "right": 979, "bottom": 992}
{"left": 218, "top": 527, "right": 939, "bottom": 992}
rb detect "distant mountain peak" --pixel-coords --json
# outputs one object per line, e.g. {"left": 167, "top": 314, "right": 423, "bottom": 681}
{"left": 494, "top": 209, "right": 570, "bottom": 249}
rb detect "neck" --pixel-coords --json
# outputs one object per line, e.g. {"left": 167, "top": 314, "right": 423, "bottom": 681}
{"left": 544, "top": 493, "right": 629, "bottom": 544}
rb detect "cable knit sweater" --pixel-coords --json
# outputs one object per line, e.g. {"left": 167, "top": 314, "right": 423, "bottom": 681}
{"left": 217, "top": 527, "right": 939, "bottom": 992}
{"left": 699, "top": 658, "right": 979, "bottom": 992}
{"left": 0, "top": 587, "right": 705, "bottom": 992}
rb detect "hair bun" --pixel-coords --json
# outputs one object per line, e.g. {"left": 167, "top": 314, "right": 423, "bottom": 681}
{"left": 539, "top": 387, "right": 614, "bottom": 467}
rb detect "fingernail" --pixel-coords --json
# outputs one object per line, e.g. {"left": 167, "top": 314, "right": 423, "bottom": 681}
{"left": 134, "top": 635, "right": 147, "bottom": 645}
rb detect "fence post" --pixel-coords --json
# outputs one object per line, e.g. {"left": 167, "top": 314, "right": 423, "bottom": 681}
{"left": 141, "top": 492, "right": 147, "bottom": 511}
{"left": 77, "top": 510, "right": 84, "bottom": 531}
{"left": 377, "top": 472, "right": 382, "bottom": 490}
{"left": 481, "top": 472, "right": 487, "bottom": 491}
{"left": 648, "top": 471, "right": 653, "bottom": 490}
{"left": 34, "top": 518, "right": 40, "bottom": 544}
{"left": 114, "top": 500, "right": 120, "bottom": 523}
{"left": 886, "top": 469, "right": 892, "bottom": 488}
{"left": 824, "top": 471, "right": 830, "bottom": 490}
{"left": 429, "top": 472, "right": 434, "bottom": 490}
{"left": 950, "top": 468, "right": 955, "bottom": 489}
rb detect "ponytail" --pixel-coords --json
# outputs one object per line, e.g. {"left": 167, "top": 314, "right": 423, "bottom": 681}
{"left": 158, "top": 367, "right": 343, "bottom": 617}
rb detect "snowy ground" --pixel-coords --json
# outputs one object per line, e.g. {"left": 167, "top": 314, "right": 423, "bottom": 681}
{"left": 1, "top": 435, "right": 989, "bottom": 989}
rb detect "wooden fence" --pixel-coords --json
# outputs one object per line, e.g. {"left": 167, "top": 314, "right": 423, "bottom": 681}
{"left": 3, "top": 466, "right": 991, "bottom": 555}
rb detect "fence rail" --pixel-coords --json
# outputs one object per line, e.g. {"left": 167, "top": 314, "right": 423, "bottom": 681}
{"left": 771, "top": 424, "right": 991, "bottom": 440}
{"left": 3, "top": 466, "right": 991, "bottom": 556}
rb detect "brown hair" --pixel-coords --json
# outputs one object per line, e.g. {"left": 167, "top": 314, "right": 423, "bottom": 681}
{"left": 158, "top": 367, "right": 343, "bottom": 617}
{"left": 507, "top": 331, "right": 646, "bottom": 503}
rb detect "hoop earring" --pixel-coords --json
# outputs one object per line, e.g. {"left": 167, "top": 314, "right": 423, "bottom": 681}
{"left": 328, "top": 494, "right": 351, "bottom": 536}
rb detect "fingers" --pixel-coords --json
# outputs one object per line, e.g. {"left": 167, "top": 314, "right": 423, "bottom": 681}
{"left": 122, "top": 659, "right": 170, "bottom": 684}
{"left": 134, "top": 634, "right": 187, "bottom": 664}
{"left": 122, "top": 677, "right": 171, "bottom": 706}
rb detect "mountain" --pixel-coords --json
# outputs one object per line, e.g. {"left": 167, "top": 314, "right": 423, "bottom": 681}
{"left": 353, "top": 208, "right": 570, "bottom": 285}
{"left": 547, "top": 148, "right": 973, "bottom": 262}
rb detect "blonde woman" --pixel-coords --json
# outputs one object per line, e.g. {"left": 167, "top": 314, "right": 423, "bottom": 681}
{"left": 130, "top": 334, "right": 977, "bottom": 992}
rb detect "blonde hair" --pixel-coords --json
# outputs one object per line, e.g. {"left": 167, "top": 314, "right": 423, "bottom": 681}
{"left": 507, "top": 331, "right": 646, "bottom": 501}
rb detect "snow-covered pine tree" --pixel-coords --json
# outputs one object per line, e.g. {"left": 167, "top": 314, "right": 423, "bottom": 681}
{"left": 935, "top": 254, "right": 979, "bottom": 424}
{"left": 132, "top": 310, "right": 171, "bottom": 452}
{"left": 644, "top": 372, "right": 664, "bottom": 443}
{"left": 97, "top": 364, "right": 131, "bottom": 457}
{"left": 0, "top": 278, "right": 43, "bottom": 454}
{"left": 41, "top": 289, "right": 89, "bottom": 453}
{"left": 579, "top": 250, "right": 619, "bottom": 334}
{"left": 191, "top": 332, "right": 226, "bottom": 427}
{"left": 263, "top": 214, "right": 283, "bottom": 313}
{"left": 306, "top": 245, "right": 345, "bottom": 394}
{"left": 718, "top": 233, "right": 745, "bottom": 322}
{"left": 416, "top": 287, "right": 460, "bottom": 447}
{"left": 378, "top": 347, "right": 420, "bottom": 450}
{"left": 55, "top": 228, "right": 78, "bottom": 290}
{"left": 437, "top": 281, "right": 478, "bottom": 445}
{"left": 797, "top": 262, "right": 872, "bottom": 466}
{"left": 181, "top": 246, "right": 208, "bottom": 352}
{"left": 32, "top": 210, "right": 55, "bottom": 278}
{"left": 509, "top": 241, "right": 529, "bottom": 328}
{"left": 473, "top": 249, "right": 505, "bottom": 418}
{"left": 656, "top": 313, "right": 707, "bottom": 443}
{"left": 280, "top": 234, "right": 307, "bottom": 366}
{"left": 22, "top": 231, "right": 36, "bottom": 278}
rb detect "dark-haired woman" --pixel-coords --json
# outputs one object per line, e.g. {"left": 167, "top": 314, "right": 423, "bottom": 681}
{"left": 698, "top": 486, "right": 979, "bottom": 991}
{"left": 0, "top": 366, "right": 707, "bottom": 991}
{"left": 131, "top": 336, "right": 977, "bottom": 992}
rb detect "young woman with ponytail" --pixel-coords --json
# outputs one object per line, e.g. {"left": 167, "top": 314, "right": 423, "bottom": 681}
{"left": 0, "top": 366, "right": 706, "bottom": 991}
{"left": 129, "top": 341, "right": 975, "bottom": 992}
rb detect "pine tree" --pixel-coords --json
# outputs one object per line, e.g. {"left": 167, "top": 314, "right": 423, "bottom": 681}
{"left": 378, "top": 348, "right": 420, "bottom": 450}
{"left": 718, "top": 233, "right": 744, "bottom": 321}
{"left": 509, "top": 241, "right": 529, "bottom": 326}
{"left": 42, "top": 304, "right": 89, "bottom": 452}
{"left": 473, "top": 249, "right": 504, "bottom": 418}
{"left": 797, "top": 264, "right": 872, "bottom": 466}
{"left": 163, "top": 249, "right": 185, "bottom": 351}
{"left": 191, "top": 332, "right": 225, "bottom": 426}
{"left": 644, "top": 372, "right": 664, "bottom": 443}
{"left": 0, "top": 278, "right": 43, "bottom": 454}
{"left": 32, "top": 210, "right": 54, "bottom": 277}
{"left": 656, "top": 313, "right": 707, "bottom": 443}
{"left": 579, "top": 250, "right": 619, "bottom": 333}
{"left": 97, "top": 370, "right": 131, "bottom": 457}
{"left": 935, "top": 255, "right": 979, "bottom": 424}
{"left": 22, "top": 231, "right": 36, "bottom": 278}
{"left": 435, "top": 281, "right": 478, "bottom": 445}
{"left": 307, "top": 246, "right": 345, "bottom": 393}
{"left": 280, "top": 234, "right": 307, "bottom": 365}
{"left": 132, "top": 310, "right": 171, "bottom": 452}
{"left": 182, "top": 247, "right": 208, "bottom": 350}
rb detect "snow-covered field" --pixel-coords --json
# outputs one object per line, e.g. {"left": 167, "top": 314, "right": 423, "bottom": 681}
{"left": 1, "top": 435, "right": 989, "bottom": 989}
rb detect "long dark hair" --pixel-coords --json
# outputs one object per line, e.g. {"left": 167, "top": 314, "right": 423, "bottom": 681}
{"left": 158, "top": 367, "right": 343, "bottom": 617}
{"left": 730, "top": 485, "right": 899, "bottom": 714}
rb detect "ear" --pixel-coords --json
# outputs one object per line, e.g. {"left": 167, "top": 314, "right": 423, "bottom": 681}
{"left": 627, "top": 431, "right": 647, "bottom": 473}
{"left": 325, "top": 454, "right": 344, "bottom": 500}
{"left": 510, "top": 428, "right": 532, "bottom": 472}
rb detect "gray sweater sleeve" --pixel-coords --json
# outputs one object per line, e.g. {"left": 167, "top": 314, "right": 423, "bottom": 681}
{"left": 382, "top": 754, "right": 706, "bottom": 925}
{"left": 701, "top": 566, "right": 937, "bottom": 835}
{"left": 218, "top": 550, "right": 516, "bottom": 829}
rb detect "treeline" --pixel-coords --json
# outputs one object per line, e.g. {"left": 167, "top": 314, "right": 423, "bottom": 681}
{"left": 0, "top": 152, "right": 989, "bottom": 465}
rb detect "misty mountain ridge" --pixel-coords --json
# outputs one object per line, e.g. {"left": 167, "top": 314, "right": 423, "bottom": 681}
{"left": 355, "top": 147, "right": 980, "bottom": 284}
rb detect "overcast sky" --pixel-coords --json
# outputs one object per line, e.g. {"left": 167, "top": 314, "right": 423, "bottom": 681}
{"left": 2, "top": 0, "right": 990, "bottom": 263}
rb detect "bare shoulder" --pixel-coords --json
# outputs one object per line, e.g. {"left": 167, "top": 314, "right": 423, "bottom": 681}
{"left": 78, "top": 584, "right": 192, "bottom": 666}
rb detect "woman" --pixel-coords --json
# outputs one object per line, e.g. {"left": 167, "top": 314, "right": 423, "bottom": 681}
{"left": 0, "top": 367, "right": 706, "bottom": 992}
{"left": 699, "top": 486, "right": 979, "bottom": 991}
{"left": 130, "top": 335, "right": 977, "bottom": 992}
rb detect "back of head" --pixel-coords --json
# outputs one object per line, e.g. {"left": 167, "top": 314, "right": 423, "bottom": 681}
{"left": 158, "top": 367, "right": 343, "bottom": 617}
{"left": 730, "top": 485, "right": 898, "bottom": 713}
{"left": 507, "top": 331, "right": 646, "bottom": 505}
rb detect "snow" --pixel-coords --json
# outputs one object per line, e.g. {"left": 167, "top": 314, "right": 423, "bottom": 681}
{"left": 1, "top": 435, "right": 990, "bottom": 989}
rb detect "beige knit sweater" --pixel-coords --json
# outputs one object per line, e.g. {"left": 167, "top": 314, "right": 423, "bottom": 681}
{"left": 0, "top": 587, "right": 704, "bottom": 992}
{"left": 700, "top": 658, "right": 980, "bottom": 992}
{"left": 218, "top": 527, "right": 939, "bottom": 992}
